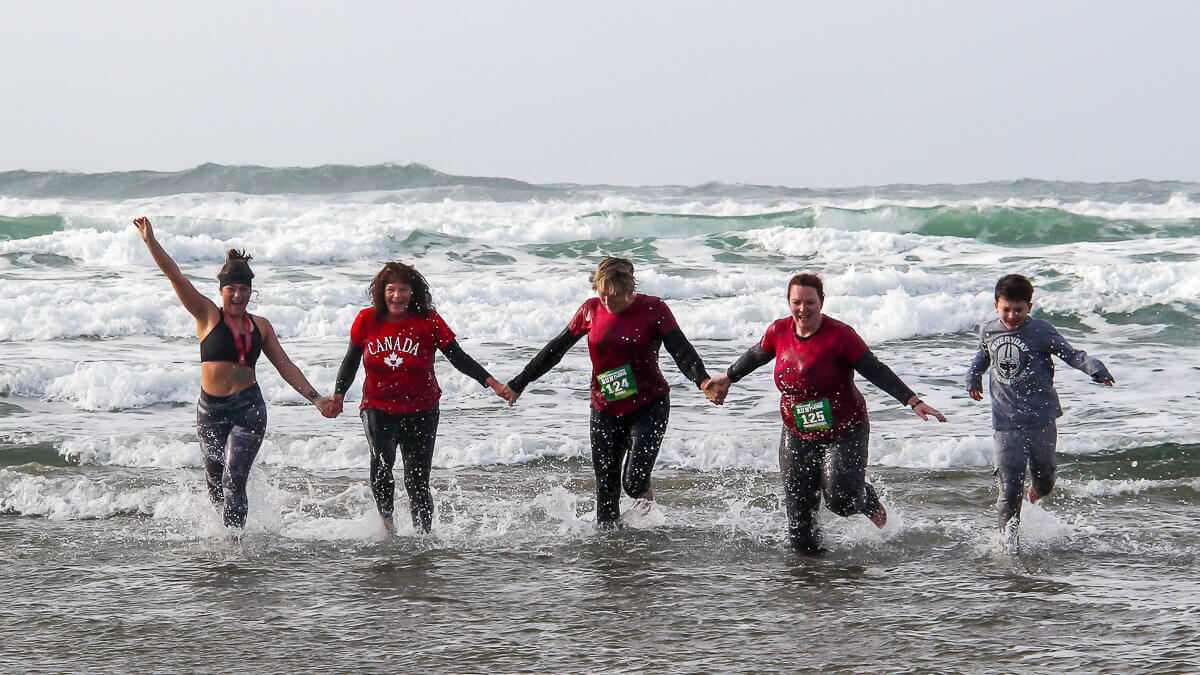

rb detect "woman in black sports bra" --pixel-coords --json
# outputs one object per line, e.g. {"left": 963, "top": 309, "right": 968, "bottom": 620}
{"left": 134, "top": 217, "right": 333, "bottom": 529}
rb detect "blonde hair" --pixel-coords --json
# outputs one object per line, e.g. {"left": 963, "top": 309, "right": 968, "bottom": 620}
{"left": 590, "top": 257, "right": 636, "bottom": 294}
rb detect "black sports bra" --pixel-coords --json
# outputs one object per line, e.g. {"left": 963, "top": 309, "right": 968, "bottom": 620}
{"left": 200, "top": 310, "right": 263, "bottom": 366}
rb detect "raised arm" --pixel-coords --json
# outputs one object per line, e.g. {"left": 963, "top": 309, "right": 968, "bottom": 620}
{"left": 661, "top": 328, "right": 709, "bottom": 389}
{"left": 257, "top": 317, "right": 333, "bottom": 415}
{"left": 440, "top": 340, "right": 506, "bottom": 399}
{"left": 132, "top": 217, "right": 216, "bottom": 325}
{"left": 504, "top": 327, "right": 583, "bottom": 405}
{"left": 1047, "top": 326, "right": 1114, "bottom": 385}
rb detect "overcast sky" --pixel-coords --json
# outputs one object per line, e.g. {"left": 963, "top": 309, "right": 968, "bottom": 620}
{"left": 2, "top": 1, "right": 1197, "bottom": 186}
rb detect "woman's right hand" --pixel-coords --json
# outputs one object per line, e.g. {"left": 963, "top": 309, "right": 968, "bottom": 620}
{"left": 499, "top": 384, "right": 521, "bottom": 407}
{"left": 132, "top": 216, "right": 154, "bottom": 242}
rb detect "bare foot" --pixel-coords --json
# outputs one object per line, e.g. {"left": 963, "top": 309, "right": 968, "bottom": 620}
{"left": 381, "top": 515, "right": 396, "bottom": 535}
{"left": 632, "top": 486, "right": 655, "bottom": 515}
{"left": 868, "top": 502, "right": 888, "bottom": 529}
{"left": 999, "top": 519, "right": 1020, "bottom": 555}
{"left": 1028, "top": 484, "right": 1042, "bottom": 504}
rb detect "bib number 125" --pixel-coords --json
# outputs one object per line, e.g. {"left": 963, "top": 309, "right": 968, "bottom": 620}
{"left": 792, "top": 399, "right": 833, "bottom": 431}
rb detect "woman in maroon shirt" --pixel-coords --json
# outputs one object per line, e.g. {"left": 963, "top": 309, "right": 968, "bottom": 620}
{"left": 704, "top": 273, "right": 945, "bottom": 554}
{"left": 503, "top": 258, "right": 713, "bottom": 528}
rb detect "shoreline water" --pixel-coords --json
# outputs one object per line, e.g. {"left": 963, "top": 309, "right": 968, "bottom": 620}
{"left": 2, "top": 167, "right": 1198, "bottom": 671}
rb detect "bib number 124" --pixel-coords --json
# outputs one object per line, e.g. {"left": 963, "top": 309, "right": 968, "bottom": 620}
{"left": 598, "top": 365, "right": 637, "bottom": 402}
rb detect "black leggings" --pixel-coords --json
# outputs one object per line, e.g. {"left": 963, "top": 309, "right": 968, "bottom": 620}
{"left": 778, "top": 420, "right": 882, "bottom": 553}
{"left": 589, "top": 395, "right": 670, "bottom": 526}
{"left": 361, "top": 407, "right": 439, "bottom": 532}
{"left": 196, "top": 384, "right": 267, "bottom": 528}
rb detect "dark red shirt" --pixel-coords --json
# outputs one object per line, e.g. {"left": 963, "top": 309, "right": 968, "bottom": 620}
{"left": 760, "top": 315, "right": 869, "bottom": 440}
{"left": 350, "top": 307, "right": 455, "bottom": 414}
{"left": 568, "top": 294, "right": 678, "bottom": 416}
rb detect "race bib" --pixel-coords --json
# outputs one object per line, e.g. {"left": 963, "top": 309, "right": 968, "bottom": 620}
{"left": 792, "top": 398, "right": 833, "bottom": 431}
{"left": 598, "top": 365, "right": 638, "bottom": 401}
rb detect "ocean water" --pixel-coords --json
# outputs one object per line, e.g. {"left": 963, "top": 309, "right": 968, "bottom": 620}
{"left": 1, "top": 165, "right": 1198, "bottom": 672}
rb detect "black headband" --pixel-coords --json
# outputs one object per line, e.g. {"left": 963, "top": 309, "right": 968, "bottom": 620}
{"left": 218, "top": 262, "right": 254, "bottom": 289}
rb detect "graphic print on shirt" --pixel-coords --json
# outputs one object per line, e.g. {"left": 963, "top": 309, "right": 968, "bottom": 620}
{"left": 366, "top": 336, "right": 421, "bottom": 370}
{"left": 991, "top": 334, "right": 1029, "bottom": 384}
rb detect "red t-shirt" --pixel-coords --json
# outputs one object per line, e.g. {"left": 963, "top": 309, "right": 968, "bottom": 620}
{"left": 349, "top": 307, "right": 455, "bottom": 414}
{"left": 761, "top": 315, "right": 869, "bottom": 440}
{"left": 567, "top": 294, "right": 678, "bottom": 416}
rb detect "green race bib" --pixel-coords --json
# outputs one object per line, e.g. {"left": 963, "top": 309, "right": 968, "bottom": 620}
{"left": 792, "top": 398, "right": 833, "bottom": 431}
{"left": 598, "top": 365, "right": 638, "bottom": 402}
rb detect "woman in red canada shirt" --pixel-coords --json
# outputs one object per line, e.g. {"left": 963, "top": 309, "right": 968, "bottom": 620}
{"left": 503, "top": 258, "right": 713, "bottom": 528}
{"left": 705, "top": 273, "right": 945, "bottom": 554}
{"left": 328, "top": 262, "right": 506, "bottom": 533}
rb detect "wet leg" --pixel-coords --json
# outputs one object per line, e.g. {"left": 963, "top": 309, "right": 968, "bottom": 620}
{"left": 780, "top": 429, "right": 823, "bottom": 554}
{"left": 591, "top": 408, "right": 631, "bottom": 528}
{"left": 396, "top": 409, "right": 439, "bottom": 533}
{"left": 362, "top": 409, "right": 400, "bottom": 526}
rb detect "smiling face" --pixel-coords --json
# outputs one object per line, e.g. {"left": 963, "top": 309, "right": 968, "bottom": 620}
{"left": 788, "top": 284, "right": 824, "bottom": 335}
{"left": 597, "top": 282, "right": 636, "bottom": 315}
{"left": 384, "top": 282, "right": 413, "bottom": 319}
{"left": 220, "top": 283, "right": 252, "bottom": 316}
{"left": 995, "top": 297, "right": 1032, "bottom": 330}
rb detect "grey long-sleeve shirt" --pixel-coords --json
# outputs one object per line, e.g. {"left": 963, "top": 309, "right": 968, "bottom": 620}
{"left": 966, "top": 317, "right": 1112, "bottom": 431}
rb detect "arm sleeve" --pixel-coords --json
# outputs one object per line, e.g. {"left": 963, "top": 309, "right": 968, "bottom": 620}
{"left": 334, "top": 343, "right": 364, "bottom": 396}
{"left": 661, "top": 327, "right": 709, "bottom": 387}
{"left": 851, "top": 349, "right": 917, "bottom": 405}
{"left": 507, "top": 327, "right": 583, "bottom": 393}
{"left": 439, "top": 340, "right": 493, "bottom": 387}
{"left": 966, "top": 328, "right": 990, "bottom": 391}
{"left": 1047, "top": 326, "right": 1113, "bottom": 383}
{"left": 727, "top": 343, "right": 776, "bottom": 383}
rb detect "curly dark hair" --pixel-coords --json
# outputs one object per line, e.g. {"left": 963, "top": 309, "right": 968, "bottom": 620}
{"left": 369, "top": 262, "right": 434, "bottom": 320}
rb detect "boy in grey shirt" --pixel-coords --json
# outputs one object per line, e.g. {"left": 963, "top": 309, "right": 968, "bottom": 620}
{"left": 966, "top": 274, "right": 1114, "bottom": 553}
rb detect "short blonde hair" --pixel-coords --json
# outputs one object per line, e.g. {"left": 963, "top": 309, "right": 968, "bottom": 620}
{"left": 590, "top": 257, "right": 636, "bottom": 294}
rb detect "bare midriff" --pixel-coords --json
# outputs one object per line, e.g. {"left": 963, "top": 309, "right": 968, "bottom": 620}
{"left": 200, "top": 362, "right": 257, "bottom": 397}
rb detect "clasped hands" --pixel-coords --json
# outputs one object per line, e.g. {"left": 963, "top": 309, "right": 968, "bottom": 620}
{"left": 700, "top": 373, "right": 732, "bottom": 405}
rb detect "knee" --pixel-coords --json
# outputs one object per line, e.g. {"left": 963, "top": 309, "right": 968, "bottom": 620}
{"left": 222, "top": 470, "right": 249, "bottom": 494}
{"left": 997, "top": 478, "right": 1023, "bottom": 504}
{"left": 825, "top": 497, "right": 856, "bottom": 517}
{"left": 371, "top": 462, "right": 393, "bottom": 483}
{"left": 1033, "top": 475, "right": 1055, "bottom": 497}
{"left": 823, "top": 486, "right": 857, "bottom": 517}
{"left": 402, "top": 476, "right": 427, "bottom": 494}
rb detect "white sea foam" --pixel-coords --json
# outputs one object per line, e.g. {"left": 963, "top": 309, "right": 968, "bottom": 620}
{"left": 0, "top": 469, "right": 167, "bottom": 519}
{"left": 1, "top": 185, "right": 1198, "bottom": 478}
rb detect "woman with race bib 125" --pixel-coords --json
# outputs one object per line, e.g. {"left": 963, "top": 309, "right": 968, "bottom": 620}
{"left": 704, "top": 273, "right": 946, "bottom": 554}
